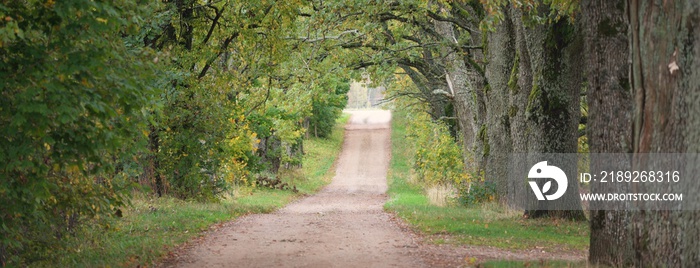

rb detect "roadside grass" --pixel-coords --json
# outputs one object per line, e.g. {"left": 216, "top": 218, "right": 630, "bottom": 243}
{"left": 384, "top": 111, "right": 590, "bottom": 255}
{"left": 34, "top": 114, "right": 349, "bottom": 267}
{"left": 479, "top": 260, "right": 589, "bottom": 268}
{"left": 283, "top": 113, "right": 350, "bottom": 194}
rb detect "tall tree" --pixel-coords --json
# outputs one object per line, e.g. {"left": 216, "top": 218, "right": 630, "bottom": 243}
{"left": 475, "top": 2, "right": 586, "bottom": 219}
{"left": 580, "top": 0, "right": 635, "bottom": 265}
{"left": 628, "top": 0, "right": 700, "bottom": 265}
{"left": 432, "top": 2, "right": 487, "bottom": 171}
{"left": 584, "top": 0, "right": 700, "bottom": 265}
{"left": 139, "top": 0, "right": 321, "bottom": 198}
{"left": 339, "top": 1, "right": 588, "bottom": 218}
{"left": 483, "top": 4, "right": 517, "bottom": 199}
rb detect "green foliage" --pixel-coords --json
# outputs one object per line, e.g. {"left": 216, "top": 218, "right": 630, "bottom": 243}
{"left": 139, "top": 0, "right": 315, "bottom": 198}
{"left": 479, "top": 0, "right": 580, "bottom": 31}
{"left": 309, "top": 79, "right": 350, "bottom": 138}
{"left": 247, "top": 85, "right": 310, "bottom": 174}
{"left": 157, "top": 79, "right": 252, "bottom": 200}
{"left": 139, "top": 0, "right": 353, "bottom": 187}
{"left": 31, "top": 113, "right": 349, "bottom": 267}
{"left": 0, "top": 1, "right": 155, "bottom": 264}
{"left": 406, "top": 108, "right": 469, "bottom": 188}
{"left": 458, "top": 181, "right": 497, "bottom": 205}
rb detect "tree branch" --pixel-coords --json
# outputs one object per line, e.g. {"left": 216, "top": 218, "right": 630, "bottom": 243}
{"left": 201, "top": 5, "right": 224, "bottom": 46}
{"left": 198, "top": 32, "right": 238, "bottom": 79}
{"left": 290, "top": 30, "right": 360, "bottom": 43}
{"left": 426, "top": 10, "right": 477, "bottom": 34}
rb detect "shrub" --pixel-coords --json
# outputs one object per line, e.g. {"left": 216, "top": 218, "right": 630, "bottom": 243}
{"left": 458, "top": 180, "right": 497, "bottom": 206}
{"left": 0, "top": 1, "right": 154, "bottom": 264}
{"left": 308, "top": 79, "right": 349, "bottom": 138}
{"left": 406, "top": 111, "right": 469, "bottom": 188}
{"left": 157, "top": 83, "right": 254, "bottom": 201}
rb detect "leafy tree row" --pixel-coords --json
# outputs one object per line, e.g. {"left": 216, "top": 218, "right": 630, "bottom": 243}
{"left": 313, "top": 0, "right": 700, "bottom": 266}
{"left": 0, "top": 1, "right": 350, "bottom": 265}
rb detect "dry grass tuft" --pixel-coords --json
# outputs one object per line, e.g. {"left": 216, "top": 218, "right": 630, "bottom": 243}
{"left": 426, "top": 184, "right": 457, "bottom": 207}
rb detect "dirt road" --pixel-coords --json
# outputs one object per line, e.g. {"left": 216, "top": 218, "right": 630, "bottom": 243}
{"left": 162, "top": 110, "right": 586, "bottom": 267}
{"left": 168, "top": 110, "right": 425, "bottom": 267}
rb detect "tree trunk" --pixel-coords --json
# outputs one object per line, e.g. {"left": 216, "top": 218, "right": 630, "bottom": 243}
{"left": 581, "top": 0, "right": 635, "bottom": 265}
{"left": 510, "top": 6, "right": 585, "bottom": 220}
{"left": 148, "top": 125, "right": 164, "bottom": 197}
{"left": 484, "top": 5, "right": 517, "bottom": 200}
{"left": 433, "top": 7, "right": 486, "bottom": 172}
{"left": 176, "top": 0, "right": 194, "bottom": 51}
{"left": 627, "top": 0, "right": 700, "bottom": 266}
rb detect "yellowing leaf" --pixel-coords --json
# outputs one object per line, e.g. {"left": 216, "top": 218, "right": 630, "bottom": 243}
{"left": 68, "top": 165, "right": 80, "bottom": 173}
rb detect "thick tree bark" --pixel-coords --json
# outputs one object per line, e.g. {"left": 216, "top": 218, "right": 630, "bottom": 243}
{"left": 584, "top": 0, "right": 700, "bottom": 265}
{"left": 510, "top": 6, "right": 585, "bottom": 220}
{"left": 581, "top": 0, "right": 635, "bottom": 265}
{"left": 627, "top": 0, "right": 700, "bottom": 266}
{"left": 484, "top": 5, "right": 517, "bottom": 199}
{"left": 447, "top": 4, "right": 588, "bottom": 219}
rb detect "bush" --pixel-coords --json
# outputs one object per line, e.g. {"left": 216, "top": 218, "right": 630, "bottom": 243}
{"left": 458, "top": 180, "right": 497, "bottom": 206}
{"left": 309, "top": 79, "right": 349, "bottom": 138}
{"left": 0, "top": 1, "right": 154, "bottom": 264}
{"left": 157, "top": 80, "right": 252, "bottom": 201}
{"left": 406, "top": 111, "right": 469, "bottom": 188}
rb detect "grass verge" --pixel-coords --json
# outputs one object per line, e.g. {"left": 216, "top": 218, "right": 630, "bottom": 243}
{"left": 479, "top": 259, "right": 588, "bottom": 268}
{"left": 35, "top": 114, "right": 349, "bottom": 267}
{"left": 384, "top": 110, "right": 589, "bottom": 263}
